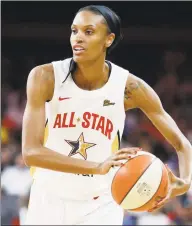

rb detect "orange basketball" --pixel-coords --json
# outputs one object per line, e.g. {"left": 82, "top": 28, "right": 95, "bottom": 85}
{"left": 111, "top": 151, "right": 169, "bottom": 212}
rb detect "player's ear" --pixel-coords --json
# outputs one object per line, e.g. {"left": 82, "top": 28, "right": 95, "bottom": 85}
{"left": 105, "top": 33, "right": 115, "bottom": 48}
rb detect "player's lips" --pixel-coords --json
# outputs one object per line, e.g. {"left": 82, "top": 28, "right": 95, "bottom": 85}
{"left": 73, "top": 44, "right": 85, "bottom": 55}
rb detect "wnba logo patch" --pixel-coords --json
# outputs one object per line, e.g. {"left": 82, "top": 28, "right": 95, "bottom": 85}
{"left": 103, "top": 99, "right": 115, "bottom": 106}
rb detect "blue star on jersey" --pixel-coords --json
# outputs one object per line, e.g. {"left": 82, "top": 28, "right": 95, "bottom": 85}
{"left": 65, "top": 133, "right": 96, "bottom": 160}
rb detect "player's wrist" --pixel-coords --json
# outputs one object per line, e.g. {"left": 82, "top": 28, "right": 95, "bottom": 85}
{"left": 91, "top": 162, "right": 103, "bottom": 175}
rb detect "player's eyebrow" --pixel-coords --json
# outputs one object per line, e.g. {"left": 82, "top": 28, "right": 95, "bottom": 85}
{"left": 71, "top": 24, "right": 96, "bottom": 29}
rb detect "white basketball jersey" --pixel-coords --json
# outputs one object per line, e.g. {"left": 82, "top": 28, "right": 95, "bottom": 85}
{"left": 32, "top": 58, "right": 129, "bottom": 200}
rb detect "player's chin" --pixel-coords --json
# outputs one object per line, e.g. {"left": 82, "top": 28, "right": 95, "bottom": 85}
{"left": 73, "top": 54, "right": 87, "bottom": 63}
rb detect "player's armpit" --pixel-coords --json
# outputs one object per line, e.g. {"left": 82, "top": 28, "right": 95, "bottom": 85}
{"left": 124, "top": 74, "right": 139, "bottom": 110}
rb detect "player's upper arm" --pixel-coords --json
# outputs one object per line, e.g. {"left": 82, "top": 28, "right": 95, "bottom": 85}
{"left": 124, "top": 73, "right": 164, "bottom": 114}
{"left": 22, "top": 64, "right": 54, "bottom": 161}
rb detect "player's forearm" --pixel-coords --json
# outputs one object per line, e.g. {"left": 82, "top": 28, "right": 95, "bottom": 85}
{"left": 22, "top": 146, "right": 100, "bottom": 175}
{"left": 146, "top": 110, "right": 192, "bottom": 185}
{"left": 176, "top": 140, "right": 192, "bottom": 185}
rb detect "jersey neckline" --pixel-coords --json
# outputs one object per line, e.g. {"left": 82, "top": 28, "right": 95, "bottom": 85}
{"left": 69, "top": 60, "right": 113, "bottom": 95}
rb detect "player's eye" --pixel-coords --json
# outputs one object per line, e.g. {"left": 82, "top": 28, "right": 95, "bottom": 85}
{"left": 85, "top": 30, "right": 94, "bottom": 35}
{"left": 71, "top": 29, "right": 77, "bottom": 34}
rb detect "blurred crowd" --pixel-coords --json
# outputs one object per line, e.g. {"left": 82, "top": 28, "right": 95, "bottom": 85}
{"left": 1, "top": 48, "right": 192, "bottom": 225}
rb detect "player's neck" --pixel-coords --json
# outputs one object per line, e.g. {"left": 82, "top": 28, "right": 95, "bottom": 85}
{"left": 74, "top": 56, "right": 109, "bottom": 90}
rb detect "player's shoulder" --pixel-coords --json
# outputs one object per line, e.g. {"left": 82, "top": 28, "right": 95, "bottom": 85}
{"left": 27, "top": 63, "right": 55, "bottom": 101}
{"left": 27, "top": 63, "right": 55, "bottom": 91}
{"left": 29, "top": 57, "right": 72, "bottom": 78}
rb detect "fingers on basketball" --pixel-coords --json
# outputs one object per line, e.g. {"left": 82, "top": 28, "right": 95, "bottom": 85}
{"left": 117, "top": 147, "right": 140, "bottom": 155}
{"left": 149, "top": 198, "right": 168, "bottom": 212}
{"left": 113, "top": 154, "right": 131, "bottom": 161}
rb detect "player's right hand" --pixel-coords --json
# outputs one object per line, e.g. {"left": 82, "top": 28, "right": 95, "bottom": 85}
{"left": 97, "top": 147, "right": 140, "bottom": 175}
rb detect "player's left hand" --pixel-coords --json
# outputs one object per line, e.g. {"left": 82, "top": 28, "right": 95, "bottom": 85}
{"left": 148, "top": 164, "right": 190, "bottom": 212}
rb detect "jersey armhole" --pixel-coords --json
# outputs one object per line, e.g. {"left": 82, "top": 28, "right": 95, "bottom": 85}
{"left": 122, "top": 70, "right": 129, "bottom": 112}
{"left": 48, "top": 59, "right": 71, "bottom": 103}
{"left": 46, "top": 62, "right": 59, "bottom": 103}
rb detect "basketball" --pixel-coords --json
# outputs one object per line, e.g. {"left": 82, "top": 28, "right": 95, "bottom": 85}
{"left": 111, "top": 151, "right": 169, "bottom": 212}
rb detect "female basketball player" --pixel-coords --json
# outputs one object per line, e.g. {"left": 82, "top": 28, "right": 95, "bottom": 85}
{"left": 22, "top": 5, "right": 192, "bottom": 225}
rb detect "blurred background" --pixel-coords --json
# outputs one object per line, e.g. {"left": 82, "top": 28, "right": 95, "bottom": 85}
{"left": 1, "top": 1, "right": 192, "bottom": 225}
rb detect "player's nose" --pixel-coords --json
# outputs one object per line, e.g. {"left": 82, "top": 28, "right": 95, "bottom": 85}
{"left": 75, "top": 33, "right": 84, "bottom": 44}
